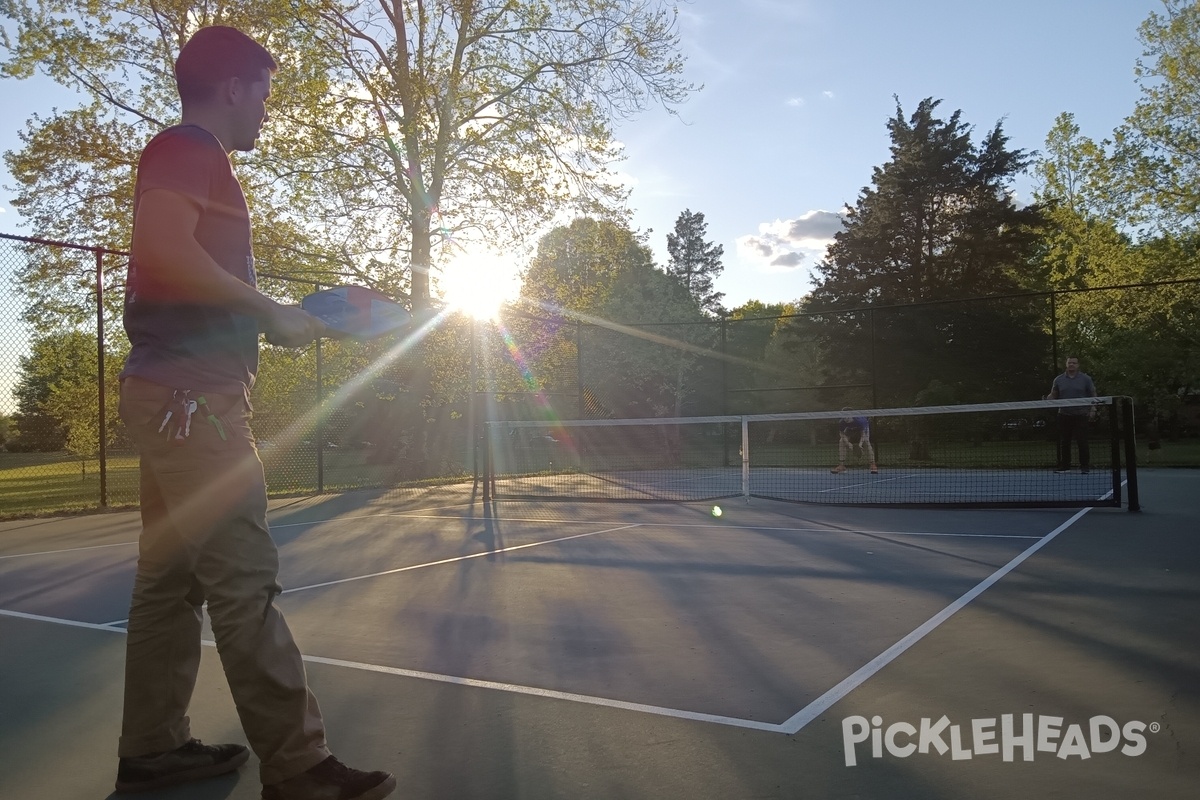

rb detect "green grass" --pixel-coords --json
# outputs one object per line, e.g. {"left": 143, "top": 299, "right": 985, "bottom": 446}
{"left": 1137, "top": 439, "right": 1200, "bottom": 467}
{"left": 0, "top": 452, "right": 141, "bottom": 518}
{"left": 0, "top": 449, "right": 474, "bottom": 519}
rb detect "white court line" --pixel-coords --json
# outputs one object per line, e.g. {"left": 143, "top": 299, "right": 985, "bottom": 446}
{"left": 0, "top": 514, "right": 1048, "bottom": 560}
{"left": 0, "top": 500, "right": 1104, "bottom": 735}
{"left": 280, "top": 524, "right": 642, "bottom": 594}
{"left": 0, "top": 540, "right": 138, "bottom": 560}
{"left": 275, "top": 511, "right": 1042, "bottom": 539}
{"left": 818, "top": 473, "right": 917, "bottom": 493}
{"left": 94, "top": 523, "right": 643, "bottom": 625}
{"left": 0, "top": 608, "right": 129, "bottom": 631}
{"left": 0, "top": 607, "right": 780, "bottom": 732}
{"left": 777, "top": 504, "right": 1097, "bottom": 735}
{"left": 291, "top": 653, "right": 783, "bottom": 732}
{"left": 268, "top": 502, "right": 476, "bottom": 529}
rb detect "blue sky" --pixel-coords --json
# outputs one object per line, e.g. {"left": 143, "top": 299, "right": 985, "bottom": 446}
{"left": 0, "top": 0, "right": 1168, "bottom": 312}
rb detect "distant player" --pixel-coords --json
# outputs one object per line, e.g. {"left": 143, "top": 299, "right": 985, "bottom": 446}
{"left": 831, "top": 408, "right": 878, "bottom": 474}
{"left": 1046, "top": 355, "right": 1098, "bottom": 474}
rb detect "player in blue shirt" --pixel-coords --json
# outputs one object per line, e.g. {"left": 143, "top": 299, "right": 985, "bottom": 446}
{"left": 831, "top": 408, "right": 878, "bottom": 474}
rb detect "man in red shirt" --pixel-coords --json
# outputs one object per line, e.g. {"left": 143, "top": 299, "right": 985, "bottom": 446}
{"left": 115, "top": 26, "right": 395, "bottom": 800}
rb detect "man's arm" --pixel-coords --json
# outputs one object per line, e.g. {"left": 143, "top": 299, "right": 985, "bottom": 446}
{"left": 132, "top": 188, "right": 324, "bottom": 347}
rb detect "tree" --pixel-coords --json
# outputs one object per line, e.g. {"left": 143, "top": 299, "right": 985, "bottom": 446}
{"left": 807, "top": 97, "right": 1048, "bottom": 405}
{"left": 1109, "top": 0, "right": 1200, "bottom": 232}
{"left": 588, "top": 260, "right": 709, "bottom": 417}
{"left": 0, "top": 413, "right": 12, "bottom": 449}
{"left": 1033, "top": 114, "right": 1135, "bottom": 290}
{"left": 10, "top": 330, "right": 105, "bottom": 452}
{"left": 519, "top": 217, "right": 654, "bottom": 314}
{"left": 1033, "top": 114, "right": 1200, "bottom": 433}
{"left": 2, "top": 0, "right": 695, "bottom": 475}
{"left": 665, "top": 209, "right": 724, "bottom": 316}
{"left": 1, "top": 0, "right": 696, "bottom": 314}
{"left": 512, "top": 217, "right": 654, "bottom": 418}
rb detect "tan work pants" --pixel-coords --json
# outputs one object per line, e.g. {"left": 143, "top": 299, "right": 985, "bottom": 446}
{"left": 117, "top": 376, "right": 330, "bottom": 784}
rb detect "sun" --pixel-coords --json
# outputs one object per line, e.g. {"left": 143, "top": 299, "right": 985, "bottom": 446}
{"left": 438, "top": 250, "right": 521, "bottom": 320}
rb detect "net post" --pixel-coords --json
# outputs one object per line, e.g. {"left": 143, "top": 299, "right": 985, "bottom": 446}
{"left": 741, "top": 416, "right": 749, "bottom": 501}
{"left": 1109, "top": 399, "right": 1122, "bottom": 507}
{"left": 1122, "top": 398, "right": 1140, "bottom": 512}
{"left": 482, "top": 420, "right": 493, "bottom": 504}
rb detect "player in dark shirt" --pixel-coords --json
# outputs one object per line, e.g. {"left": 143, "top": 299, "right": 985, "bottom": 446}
{"left": 114, "top": 26, "right": 395, "bottom": 800}
{"left": 831, "top": 409, "right": 879, "bottom": 474}
{"left": 1046, "top": 356, "right": 1098, "bottom": 474}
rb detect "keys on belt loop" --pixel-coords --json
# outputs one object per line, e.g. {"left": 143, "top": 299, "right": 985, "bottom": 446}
{"left": 196, "top": 395, "right": 227, "bottom": 441}
{"left": 168, "top": 390, "right": 197, "bottom": 444}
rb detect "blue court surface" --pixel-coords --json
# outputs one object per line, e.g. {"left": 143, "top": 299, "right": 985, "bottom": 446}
{"left": 1, "top": 470, "right": 1197, "bottom": 799}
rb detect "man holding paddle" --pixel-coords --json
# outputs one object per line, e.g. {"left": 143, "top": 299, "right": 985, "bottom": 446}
{"left": 115, "top": 26, "right": 395, "bottom": 800}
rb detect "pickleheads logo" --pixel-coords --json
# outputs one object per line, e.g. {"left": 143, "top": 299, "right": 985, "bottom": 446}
{"left": 842, "top": 714, "right": 1158, "bottom": 767}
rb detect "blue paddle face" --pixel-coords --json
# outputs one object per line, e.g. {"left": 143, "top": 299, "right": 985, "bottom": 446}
{"left": 301, "top": 285, "right": 412, "bottom": 340}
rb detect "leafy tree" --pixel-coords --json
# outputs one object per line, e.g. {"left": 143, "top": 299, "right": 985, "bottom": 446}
{"left": 2, "top": 1, "right": 695, "bottom": 476}
{"left": 0, "top": 413, "right": 12, "bottom": 449}
{"left": 513, "top": 217, "right": 654, "bottom": 417}
{"left": 806, "top": 97, "right": 1048, "bottom": 405}
{"left": 1033, "top": 114, "right": 1135, "bottom": 290}
{"left": 1, "top": 0, "right": 695, "bottom": 313}
{"left": 519, "top": 217, "right": 655, "bottom": 313}
{"left": 588, "top": 260, "right": 709, "bottom": 417}
{"left": 1108, "top": 0, "right": 1200, "bottom": 232}
{"left": 10, "top": 329, "right": 111, "bottom": 452}
{"left": 665, "top": 209, "right": 724, "bottom": 316}
{"left": 1034, "top": 114, "right": 1200, "bottom": 431}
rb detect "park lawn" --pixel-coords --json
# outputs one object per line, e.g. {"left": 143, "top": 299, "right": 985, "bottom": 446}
{"left": 0, "top": 452, "right": 141, "bottom": 518}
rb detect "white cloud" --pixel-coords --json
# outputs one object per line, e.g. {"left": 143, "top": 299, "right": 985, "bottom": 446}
{"left": 736, "top": 209, "right": 846, "bottom": 280}
{"left": 786, "top": 97, "right": 805, "bottom": 107}
{"left": 822, "top": 90, "right": 835, "bottom": 100}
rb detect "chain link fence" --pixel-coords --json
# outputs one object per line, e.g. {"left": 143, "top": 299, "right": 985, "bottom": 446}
{"left": 2, "top": 231, "right": 1197, "bottom": 518}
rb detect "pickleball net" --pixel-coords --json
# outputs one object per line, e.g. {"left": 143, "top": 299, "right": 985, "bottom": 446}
{"left": 483, "top": 396, "right": 1139, "bottom": 509}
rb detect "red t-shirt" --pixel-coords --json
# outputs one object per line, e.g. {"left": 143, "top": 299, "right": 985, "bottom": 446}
{"left": 121, "top": 124, "right": 259, "bottom": 395}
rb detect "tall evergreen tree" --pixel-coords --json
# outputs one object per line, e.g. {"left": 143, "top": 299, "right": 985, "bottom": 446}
{"left": 804, "top": 97, "right": 1048, "bottom": 405}
{"left": 665, "top": 209, "right": 725, "bottom": 316}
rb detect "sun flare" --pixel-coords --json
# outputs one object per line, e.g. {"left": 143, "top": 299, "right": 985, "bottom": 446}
{"left": 438, "top": 250, "right": 521, "bottom": 321}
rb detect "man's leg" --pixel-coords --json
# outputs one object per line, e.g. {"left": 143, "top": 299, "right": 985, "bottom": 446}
{"left": 116, "top": 379, "right": 252, "bottom": 794}
{"left": 1055, "top": 415, "right": 1073, "bottom": 471}
{"left": 190, "top": 400, "right": 395, "bottom": 797}
{"left": 831, "top": 435, "right": 849, "bottom": 473}
{"left": 153, "top": 393, "right": 331, "bottom": 785}
{"left": 118, "top": 380, "right": 207, "bottom": 757}
{"left": 862, "top": 435, "right": 878, "bottom": 473}
{"left": 1077, "top": 416, "right": 1091, "bottom": 472}
{"left": 119, "top": 459, "right": 206, "bottom": 756}
{"left": 117, "top": 379, "right": 330, "bottom": 785}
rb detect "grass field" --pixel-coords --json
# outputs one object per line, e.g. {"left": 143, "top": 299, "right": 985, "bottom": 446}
{"left": 0, "top": 449, "right": 473, "bottom": 519}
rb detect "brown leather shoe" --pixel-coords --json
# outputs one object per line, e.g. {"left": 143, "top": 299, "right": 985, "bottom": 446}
{"left": 115, "top": 739, "right": 249, "bottom": 793}
{"left": 262, "top": 756, "right": 396, "bottom": 800}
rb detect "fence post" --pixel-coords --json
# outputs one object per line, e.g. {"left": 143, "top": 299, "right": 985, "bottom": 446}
{"left": 314, "top": 282, "right": 324, "bottom": 494}
{"left": 96, "top": 249, "right": 108, "bottom": 507}
{"left": 1050, "top": 291, "right": 1059, "bottom": 374}
{"left": 869, "top": 308, "right": 878, "bottom": 408}
{"left": 575, "top": 321, "right": 584, "bottom": 419}
{"left": 469, "top": 317, "right": 478, "bottom": 483}
{"left": 720, "top": 315, "right": 728, "bottom": 415}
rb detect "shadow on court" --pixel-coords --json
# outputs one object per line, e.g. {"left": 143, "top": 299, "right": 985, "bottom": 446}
{"left": 0, "top": 471, "right": 1196, "bottom": 799}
